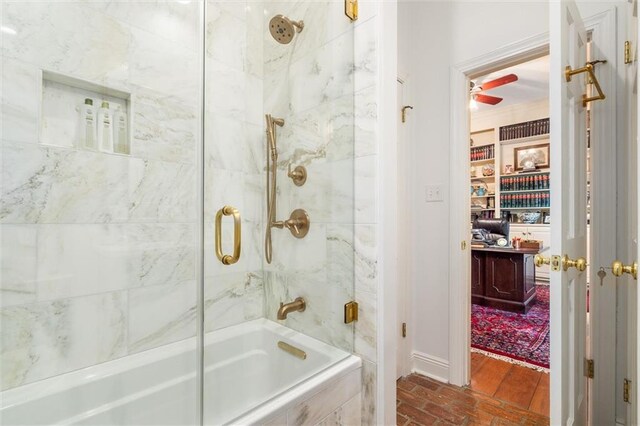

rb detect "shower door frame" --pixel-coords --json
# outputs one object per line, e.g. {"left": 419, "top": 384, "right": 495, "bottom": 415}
{"left": 196, "top": 1, "right": 207, "bottom": 424}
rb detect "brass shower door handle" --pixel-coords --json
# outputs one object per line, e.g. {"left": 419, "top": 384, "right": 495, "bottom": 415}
{"left": 215, "top": 206, "right": 241, "bottom": 265}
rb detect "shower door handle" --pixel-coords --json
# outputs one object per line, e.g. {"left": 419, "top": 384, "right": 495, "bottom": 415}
{"left": 215, "top": 206, "right": 241, "bottom": 265}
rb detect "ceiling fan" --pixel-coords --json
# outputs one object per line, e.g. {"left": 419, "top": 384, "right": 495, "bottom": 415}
{"left": 470, "top": 73, "right": 519, "bottom": 105}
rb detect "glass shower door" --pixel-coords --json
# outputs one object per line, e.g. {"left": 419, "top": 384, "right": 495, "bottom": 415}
{"left": 202, "top": 1, "right": 356, "bottom": 424}
{"left": 1, "top": 2, "right": 203, "bottom": 424}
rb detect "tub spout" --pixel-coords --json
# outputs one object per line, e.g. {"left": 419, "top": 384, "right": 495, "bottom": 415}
{"left": 277, "top": 297, "right": 306, "bottom": 320}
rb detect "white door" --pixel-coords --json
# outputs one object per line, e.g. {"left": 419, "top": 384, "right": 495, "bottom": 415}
{"left": 397, "top": 79, "right": 409, "bottom": 379}
{"left": 549, "top": 0, "right": 589, "bottom": 423}
{"left": 631, "top": 0, "right": 639, "bottom": 419}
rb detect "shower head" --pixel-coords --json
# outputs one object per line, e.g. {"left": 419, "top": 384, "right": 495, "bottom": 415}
{"left": 269, "top": 15, "right": 304, "bottom": 44}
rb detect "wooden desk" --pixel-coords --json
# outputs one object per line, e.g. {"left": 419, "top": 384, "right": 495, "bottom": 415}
{"left": 471, "top": 246, "right": 542, "bottom": 314}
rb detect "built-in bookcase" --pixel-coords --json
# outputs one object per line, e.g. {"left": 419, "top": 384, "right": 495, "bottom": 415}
{"left": 470, "top": 118, "right": 551, "bottom": 224}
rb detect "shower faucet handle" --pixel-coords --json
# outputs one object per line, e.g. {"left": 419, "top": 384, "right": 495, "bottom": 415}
{"left": 287, "top": 163, "right": 307, "bottom": 186}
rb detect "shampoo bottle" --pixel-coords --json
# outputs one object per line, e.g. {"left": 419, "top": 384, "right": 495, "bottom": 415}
{"left": 77, "top": 98, "right": 96, "bottom": 150}
{"left": 113, "top": 106, "right": 128, "bottom": 154}
{"left": 97, "top": 101, "right": 114, "bottom": 153}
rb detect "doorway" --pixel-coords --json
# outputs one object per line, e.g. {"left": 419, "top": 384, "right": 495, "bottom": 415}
{"left": 468, "top": 55, "right": 551, "bottom": 418}
{"left": 449, "top": 8, "right": 626, "bottom": 424}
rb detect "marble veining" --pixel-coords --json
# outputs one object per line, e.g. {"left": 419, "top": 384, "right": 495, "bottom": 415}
{"left": 131, "top": 92, "right": 198, "bottom": 164}
{"left": 264, "top": 270, "right": 353, "bottom": 353}
{"left": 353, "top": 16, "right": 377, "bottom": 93}
{"left": 1, "top": 142, "right": 196, "bottom": 224}
{"left": 0, "top": 292, "right": 127, "bottom": 391}
{"left": 289, "top": 367, "right": 361, "bottom": 426}
{"left": 354, "top": 224, "right": 377, "bottom": 294}
{"left": 1, "top": 58, "right": 40, "bottom": 144}
{"left": 354, "top": 289, "right": 377, "bottom": 363}
{"left": 355, "top": 86, "right": 378, "bottom": 158}
{"left": 316, "top": 394, "right": 362, "bottom": 426}
{"left": 128, "top": 280, "right": 197, "bottom": 354}
{"left": 361, "top": 359, "right": 377, "bottom": 425}
{"left": 0, "top": 225, "right": 38, "bottom": 307}
{"left": 354, "top": 155, "right": 376, "bottom": 224}
{"left": 204, "top": 272, "right": 264, "bottom": 332}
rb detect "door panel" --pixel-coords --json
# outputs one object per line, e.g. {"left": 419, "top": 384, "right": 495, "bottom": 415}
{"left": 471, "top": 252, "right": 484, "bottom": 304}
{"left": 550, "top": 0, "right": 589, "bottom": 423}
{"left": 485, "top": 254, "right": 522, "bottom": 302}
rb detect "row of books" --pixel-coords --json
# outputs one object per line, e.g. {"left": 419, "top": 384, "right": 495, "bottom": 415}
{"left": 500, "top": 174, "right": 550, "bottom": 191}
{"left": 501, "top": 193, "right": 550, "bottom": 208}
{"left": 470, "top": 145, "right": 494, "bottom": 162}
{"left": 499, "top": 118, "right": 550, "bottom": 141}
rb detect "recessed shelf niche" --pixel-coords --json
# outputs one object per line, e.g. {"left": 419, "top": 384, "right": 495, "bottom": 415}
{"left": 40, "top": 71, "right": 131, "bottom": 155}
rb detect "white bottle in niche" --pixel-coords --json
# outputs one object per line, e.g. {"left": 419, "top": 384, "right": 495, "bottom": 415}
{"left": 113, "top": 106, "right": 129, "bottom": 154}
{"left": 77, "top": 98, "right": 97, "bottom": 150}
{"left": 97, "top": 101, "right": 114, "bottom": 153}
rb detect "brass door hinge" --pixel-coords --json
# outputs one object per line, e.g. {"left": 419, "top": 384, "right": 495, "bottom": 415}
{"left": 625, "top": 41, "right": 633, "bottom": 65}
{"left": 344, "top": 301, "right": 359, "bottom": 324}
{"left": 345, "top": 0, "right": 358, "bottom": 22}
{"left": 624, "top": 379, "right": 631, "bottom": 403}
{"left": 402, "top": 322, "right": 407, "bottom": 338}
{"left": 461, "top": 241, "right": 467, "bottom": 250}
{"left": 585, "top": 358, "right": 594, "bottom": 379}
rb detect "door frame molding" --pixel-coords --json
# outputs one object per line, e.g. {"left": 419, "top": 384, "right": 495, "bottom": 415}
{"left": 396, "top": 74, "right": 415, "bottom": 379}
{"left": 448, "top": 8, "right": 618, "bottom": 422}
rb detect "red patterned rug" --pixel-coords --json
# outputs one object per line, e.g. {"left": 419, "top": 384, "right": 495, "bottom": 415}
{"left": 471, "top": 285, "right": 550, "bottom": 370}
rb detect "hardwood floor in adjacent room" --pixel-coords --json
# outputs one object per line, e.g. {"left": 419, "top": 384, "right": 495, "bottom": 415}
{"left": 470, "top": 352, "right": 549, "bottom": 417}
{"left": 396, "top": 354, "right": 549, "bottom": 425}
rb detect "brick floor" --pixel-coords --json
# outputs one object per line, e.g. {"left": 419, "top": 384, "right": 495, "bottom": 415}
{"left": 396, "top": 374, "right": 550, "bottom": 426}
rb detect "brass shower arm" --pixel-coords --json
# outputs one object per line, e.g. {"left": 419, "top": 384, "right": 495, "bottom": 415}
{"left": 565, "top": 60, "right": 607, "bottom": 107}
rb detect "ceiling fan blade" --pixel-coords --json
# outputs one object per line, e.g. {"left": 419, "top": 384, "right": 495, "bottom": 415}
{"left": 475, "top": 94, "right": 503, "bottom": 105}
{"left": 479, "top": 73, "right": 518, "bottom": 91}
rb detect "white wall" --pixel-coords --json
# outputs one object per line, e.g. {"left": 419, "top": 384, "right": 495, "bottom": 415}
{"left": 398, "top": 0, "right": 549, "bottom": 379}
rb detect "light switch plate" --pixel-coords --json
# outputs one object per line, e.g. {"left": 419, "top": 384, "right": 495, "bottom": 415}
{"left": 425, "top": 185, "right": 444, "bottom": 202}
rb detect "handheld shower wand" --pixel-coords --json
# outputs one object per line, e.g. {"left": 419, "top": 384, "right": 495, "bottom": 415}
{"left": 265, "top": 114, "right": 284, "bottom": 264}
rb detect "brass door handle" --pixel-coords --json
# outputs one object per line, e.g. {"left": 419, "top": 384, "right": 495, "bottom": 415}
{"left": 215, "top": 206, "right": 241, "bottom": 265}
{"left": 534, "top": 254, "right": 551, "bottom": 267}
{"left": 562, "top": 254, "right": 587, "bottom": 272}
{"left": 612, "top": 260, "right": 638, "bottom": 280}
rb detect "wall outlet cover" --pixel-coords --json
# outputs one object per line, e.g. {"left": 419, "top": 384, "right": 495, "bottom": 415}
{"left": 425, "top": 185, "right": 444, "bottom": 202}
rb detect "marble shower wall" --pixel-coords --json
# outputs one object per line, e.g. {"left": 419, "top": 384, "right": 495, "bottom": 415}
{"left": 0, "top": 1, "right": 202, "bottom": 390}
{"left": 261, "top": 0, "right": 357, "bottom": 354}
{"left": 202, "top": 0, "right": 267, "bottom": 333}
{"left": 1, "top": 4, "right": 376, "bottom": 419}
{"left": 353, "top": 4, "right": 379, "bottom": 424}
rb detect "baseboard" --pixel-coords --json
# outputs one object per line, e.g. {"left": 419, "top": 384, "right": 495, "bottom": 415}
{"left": 411, "top": 351, "right": 450, "bottom": 384}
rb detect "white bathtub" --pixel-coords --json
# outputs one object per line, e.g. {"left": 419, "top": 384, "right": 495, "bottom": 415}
{"left": 0, "top": 319, "right": 362, "bottom": 425}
